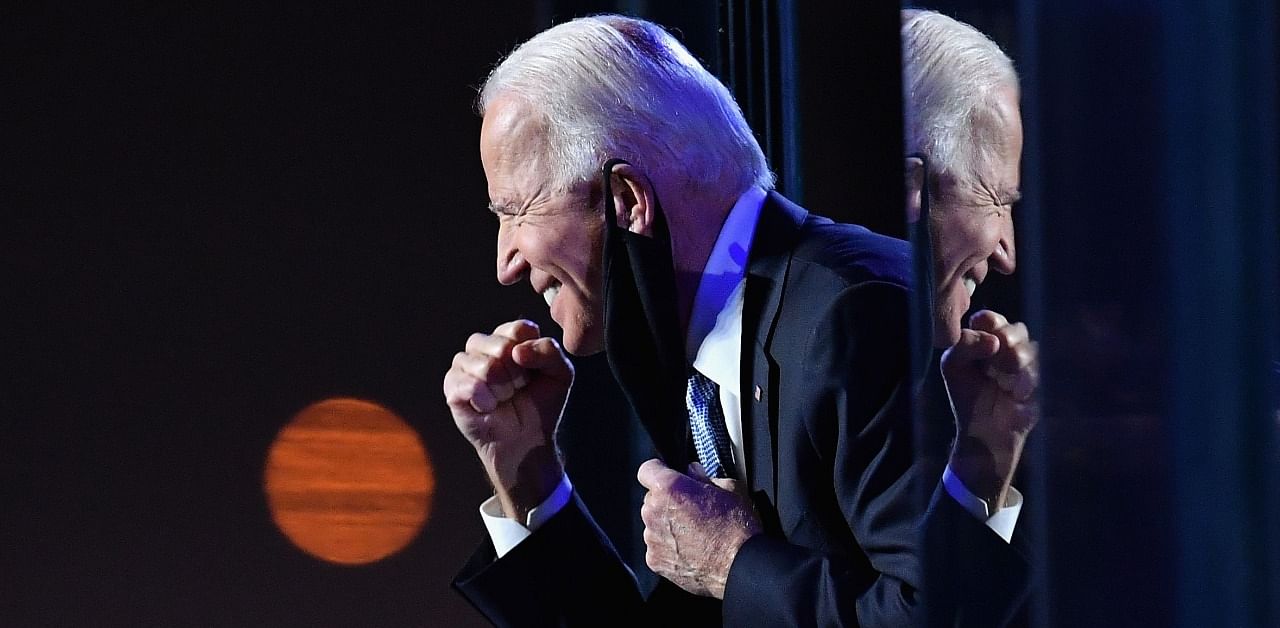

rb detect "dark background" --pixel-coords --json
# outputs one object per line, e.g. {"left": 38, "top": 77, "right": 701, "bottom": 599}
{"left": 4, "top": 1, "right": 1277, "bottom": 627}
{"left": 5, "top": 4, "right": 542, "bottom": 626}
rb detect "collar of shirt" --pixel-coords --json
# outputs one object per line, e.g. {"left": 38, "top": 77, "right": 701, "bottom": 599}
{"left": 687, "top": 186, "right": 767, "bottom": 398}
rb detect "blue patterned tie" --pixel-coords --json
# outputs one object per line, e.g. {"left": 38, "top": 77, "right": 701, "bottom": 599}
{"left": 686, "top": 369, "right": 737, "bottom": 479}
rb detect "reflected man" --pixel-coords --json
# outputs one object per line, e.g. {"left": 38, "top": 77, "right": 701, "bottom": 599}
{"left": 903, "top": 9, "right": 1040, "bottom": 625}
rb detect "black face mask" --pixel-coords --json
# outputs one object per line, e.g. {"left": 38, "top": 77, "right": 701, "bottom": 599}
{"left": 908, "top": 153, "right": 939, "bottom": 388}
{"left": 599, "top": 158, "right": 690, "bottom": 467}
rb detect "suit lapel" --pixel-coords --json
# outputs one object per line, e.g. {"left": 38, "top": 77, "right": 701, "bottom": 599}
{"left": 740, "top": 192, "right": 807, "bottom": 511}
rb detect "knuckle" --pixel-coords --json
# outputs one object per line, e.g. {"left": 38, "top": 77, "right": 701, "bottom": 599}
{"left": 494, "top": 319, "right": 523, "bottom": 335}
{"left": 465, "top": 332, "right": 488, "bottom": 351}
{"left": 443, "top": 386, "right": 462, "bottom": 404}
{"left": 463, "top": 377, "right": 486, "bottom": 400}
{"left": 473, "top": 357, "right": 499, "bottom": 381}
{"left": 640, "top": 504, "right": 657, "bottom": 526}
{"left": 1016, "top": 346, "right": 1035, "bottom": 366}
{"left": 446, "top": 371, "right": 472, "bottom": 395}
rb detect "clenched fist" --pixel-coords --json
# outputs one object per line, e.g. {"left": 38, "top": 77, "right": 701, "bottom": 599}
{"left": 637, "top": 459, "right": 762, "bottom": 599}
{"left": 941, "top": 309, "right": 1040, "bottom": 509}
{"left": 443, "top": 319, "right": 574, "bottom": 521}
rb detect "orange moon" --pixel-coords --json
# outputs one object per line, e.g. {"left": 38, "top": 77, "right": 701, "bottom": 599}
{"left": 264, "top": 398, "right": 434, "bottom": 565}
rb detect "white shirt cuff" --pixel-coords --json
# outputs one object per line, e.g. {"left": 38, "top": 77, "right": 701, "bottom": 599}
{"left": 478, "top": 474, "right": 574, "bottom": 558}
{"left": 942, "top": 464, "right": 1023, "bottom": 544}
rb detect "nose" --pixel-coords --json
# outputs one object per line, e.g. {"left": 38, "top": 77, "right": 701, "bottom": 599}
{"left": 992, "top": 216, "right": 1017, "bottom": 275}
{"left": 495, "top": 222, "right": 527, "bottom": 286}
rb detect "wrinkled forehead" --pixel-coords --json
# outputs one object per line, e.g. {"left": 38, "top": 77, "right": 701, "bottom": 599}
{"left": 992, "top": 85, "right": 1023, "bottom": 158}
{"left": 482, "top": 95, "right": 538, "bottom": 139}
{"left": 479, "top": 95, "right": 554, "bottom": 182}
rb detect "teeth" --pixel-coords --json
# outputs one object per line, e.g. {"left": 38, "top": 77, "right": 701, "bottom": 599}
{"left": 964, "top": 277, "right": 977, "bottom": 297}
{"left": 542, "top": 283, "right": 560, "bottom": 306}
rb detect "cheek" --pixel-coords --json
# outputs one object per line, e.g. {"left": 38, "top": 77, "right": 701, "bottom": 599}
{"left": 937, "top": 216, "right": 1000, "bottom": 268}
{"left": 526, "top": 223, "right": 599, "bottom": 286}
{"left": 931, "top": 228, "right": 969, "bottom": 275}
{"left": 566, "top": 217, "right": 605, "bottom": 287}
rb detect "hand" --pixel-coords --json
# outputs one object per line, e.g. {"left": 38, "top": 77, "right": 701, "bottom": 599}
{"left": 941, "top": 310, "right": 1040, "bottom": 509}
{"left": 443, "top": 319, "right": 574, "bottom": 521}
{"left": 636, "top": 458, "right": 762, "bottom": 599}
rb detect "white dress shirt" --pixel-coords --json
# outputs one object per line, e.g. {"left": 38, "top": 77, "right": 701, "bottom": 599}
{"left": 481, "top": 186, "right": 1021, "bottom": 555}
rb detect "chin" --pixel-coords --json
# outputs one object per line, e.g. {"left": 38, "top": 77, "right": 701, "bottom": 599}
{"left": 932, "top": 322, "right": 961, "bottom": 349}
{"left": 931, "top": 306, "right": 964, "bottom": 349}
{"left": 560, "top": 326, "right": 604, "bottom": 357}
{"left": 933, "top": 288, "right": 969, "bottom": 348}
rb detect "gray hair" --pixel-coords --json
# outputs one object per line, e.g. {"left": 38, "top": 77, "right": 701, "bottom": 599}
{"left": 901, "top": 10, "right": 1019, "bottom": 182}
{"left": 478, "top": 15, "right": 774, "bottom": 194}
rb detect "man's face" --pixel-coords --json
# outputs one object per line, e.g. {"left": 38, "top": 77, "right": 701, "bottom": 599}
{"left": 930, "top": 86, "right": 1023, "bottom": 348}
{"left": 480, "top": 96, "right": 607, "bottom": 355}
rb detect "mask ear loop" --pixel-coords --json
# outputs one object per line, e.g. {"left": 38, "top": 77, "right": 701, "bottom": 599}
{"left": 600, "top": 158, "right": 632, "bottom": 231}
{"left": 600, "top": 158, "right": 670, "bottom": 242}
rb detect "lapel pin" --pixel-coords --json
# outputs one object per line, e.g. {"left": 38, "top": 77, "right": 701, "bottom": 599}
{"left": 753, "top": 385, "right": 762, "bottom": 401}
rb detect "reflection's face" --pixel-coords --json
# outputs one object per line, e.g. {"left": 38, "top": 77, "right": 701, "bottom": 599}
{"left": 480, "top": 96, "right": 606, "bottom": 355}
{"left": 930, "top": 86, "right": 1023, "bottom": 348}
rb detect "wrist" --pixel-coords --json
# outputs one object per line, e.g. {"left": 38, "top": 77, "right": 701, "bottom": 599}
{"left": 948, "top": 433, "right": 1025, "bottom": 507}
{"left": 484, "top": 442, "right": 563, "bottom": 522}
{"left": 711, "top": 514, "right": 761, "bottom": 599}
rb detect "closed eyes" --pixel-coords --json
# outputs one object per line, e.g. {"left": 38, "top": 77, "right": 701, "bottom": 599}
{"left": 488, "top": 202, "right": 523, "bottom": 218}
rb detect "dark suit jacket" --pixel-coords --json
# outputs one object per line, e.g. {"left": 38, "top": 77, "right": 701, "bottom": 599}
{"left": 454, "top": 192, "right": 1028, "bottom": 626}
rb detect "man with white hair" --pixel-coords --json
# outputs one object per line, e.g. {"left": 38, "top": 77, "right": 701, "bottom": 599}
{"left": 443, "top": 12, "right": 1031, "bottom": 626}
{"left": 901, "top": 8, "right": 1039, "bottom": 626}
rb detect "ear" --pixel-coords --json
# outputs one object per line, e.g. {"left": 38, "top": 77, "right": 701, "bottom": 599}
{"left": 608, "top": 163, "right": 655, "bottom": 237}
{"left": 904, "top": 156, "right": 925, "bottom": 224}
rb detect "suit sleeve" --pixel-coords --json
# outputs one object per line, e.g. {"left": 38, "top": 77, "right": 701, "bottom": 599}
{"left": 722, "top": 281, "right": 1028, "bottom": 627}
{"left": 452, "top": 491, "right": 644, "bottom": 627}
{"left": 922, "top": 482, "right": 1031, "bottom": 627}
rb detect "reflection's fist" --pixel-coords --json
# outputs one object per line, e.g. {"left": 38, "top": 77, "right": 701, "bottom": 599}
{"left": 941, "top": 310, "right": 1039, "bottom": 505}
{"left": 941, "top": 310, "right": 1039, "bottom": 440}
